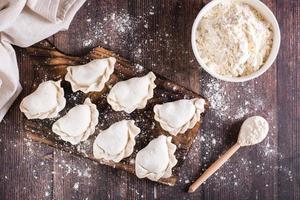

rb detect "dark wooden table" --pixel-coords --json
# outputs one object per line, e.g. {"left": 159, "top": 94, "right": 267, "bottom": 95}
{"left": 1, "top": 0, "right": 299, "bottom": 199}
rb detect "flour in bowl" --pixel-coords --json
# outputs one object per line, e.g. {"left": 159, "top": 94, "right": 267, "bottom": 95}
{"left": 196, "top": 2, "right": 273, "bottom": 77}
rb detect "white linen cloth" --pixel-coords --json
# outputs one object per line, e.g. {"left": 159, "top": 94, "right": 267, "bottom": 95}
{"left": 0, "top": 0, "right": 86, "bottom": 121}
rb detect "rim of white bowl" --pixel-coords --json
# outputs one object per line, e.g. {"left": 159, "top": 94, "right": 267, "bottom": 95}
{"left": 191, "top": 0, "right": 281, "bottom": 82}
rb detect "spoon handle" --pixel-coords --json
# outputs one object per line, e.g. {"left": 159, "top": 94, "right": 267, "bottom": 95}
{"left": 188, "top": 143, "right": 241, "bottom": 193}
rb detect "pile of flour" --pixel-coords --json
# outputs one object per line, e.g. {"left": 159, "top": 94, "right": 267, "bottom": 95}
{"left": 238, "top": 116, "right": 269, "bottom": 146}
{"left": 196, "top": 2, "right": 273, "bottom": 77}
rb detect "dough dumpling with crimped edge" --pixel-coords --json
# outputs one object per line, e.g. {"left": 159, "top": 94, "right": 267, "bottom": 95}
{"left": 153, "top": 98, "right": 205, "bottom": 136}
{"left": 20, "top": 80, "right": 66, "bottom": 119}
{"left": 93, "top": 120, "right": 140, "bottom": 162}
{"left": 65, "top": 57, "right": 116, "bottom": 93}
{"left": 52, "top": 98, "right": 99, "bottom": 145}
{"left": 107, "top": 72, "right": 156, "bottom": 113}
{"left": 135, "top": 135, "right": 177, "bottom": 181}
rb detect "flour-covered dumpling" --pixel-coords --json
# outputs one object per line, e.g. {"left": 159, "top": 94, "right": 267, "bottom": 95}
{"left": 20, "top": 80, "right": 66, "bottom": 119}
{"left": 65, "top": 57, "right": 116, "bottom": 93}
{"left": 107, "top": 72, "right": 156, "bottom": 113}
{"left": 52, "top": 98, "right": 99, "bottom": 145}
{"left": 154, "top": 98, "right": 205, "bottom": 136}
{"left": 93, "top": 120, "right": 140, "bottom": 162}
{"left": 135, "top": 135, "right": 177, "bottom": 181}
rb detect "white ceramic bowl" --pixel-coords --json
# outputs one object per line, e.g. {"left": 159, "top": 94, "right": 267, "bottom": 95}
{"left": 191, "top": 0, "right": 281, "bottom": 82}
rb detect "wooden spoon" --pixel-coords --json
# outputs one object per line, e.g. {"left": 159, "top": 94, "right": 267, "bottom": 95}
{"left": 188, "top": 116, "right": 269, "bottom": 193}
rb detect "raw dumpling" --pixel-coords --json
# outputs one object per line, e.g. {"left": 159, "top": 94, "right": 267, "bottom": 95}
{"left": 153, "top": 98, "right": 205, "bottom": 136}
{"left": 20, "top": 80, "right": 66, "bottom": 119}
{"left": 107, "top": 72, "right": 156, "bottom": 113}
{"left": 65, "top": 57, "right": 116, "bottom": 93}
{"left": 93, "top": 120, "right": 140, "bottom": 162}
{"left": 52, "top": 98, "right": 99, "bottom": 145}
{"left": 135, "top": 135, "right": 177, "bottom": 181}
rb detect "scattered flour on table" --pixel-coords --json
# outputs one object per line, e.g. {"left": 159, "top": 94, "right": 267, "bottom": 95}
{"left": 83, "top": 10, "right": 139, "bottom": 47}
{"left": 83, "top": 10, "right": 146, "bottom": 47}
{"left": 201, "top": 74, "right": 266, "bottom": 123}
{"left": 45, "top": 191, "right": 50, "bottom": 197}
{"left": 178, "top": 74, "right": 282, "bottom": 191}
{"left": 83, "top": 39, "right": 92, "bottom": 47}
{"left": 73, "top": 182, "right": 80, "bottom": 191}
{"left": 81, "top": 8, "right": 176, "bottom": 65}
{"left": 0, "top": 3, "right": 292, "bottom": 198}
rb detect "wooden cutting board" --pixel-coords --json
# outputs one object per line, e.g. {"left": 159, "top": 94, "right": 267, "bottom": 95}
{"left": 23, "top": 40, "right": 208, "bottom": 186}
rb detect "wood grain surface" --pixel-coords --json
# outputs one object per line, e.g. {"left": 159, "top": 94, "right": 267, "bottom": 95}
{"left": 0, "top": 0, "right": 299, "bottom": 199}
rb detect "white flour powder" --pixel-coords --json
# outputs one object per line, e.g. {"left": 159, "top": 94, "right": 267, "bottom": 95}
{"left": 238, "top": 116, "right": 269, "bottom": 146}
{"left": 196, "top": 2, "right": 273, "bottom": 77}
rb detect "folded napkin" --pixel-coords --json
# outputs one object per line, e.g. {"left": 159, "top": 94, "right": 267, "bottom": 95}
{"left": 0, "top": 0, "right": 86, "bottom": 121}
